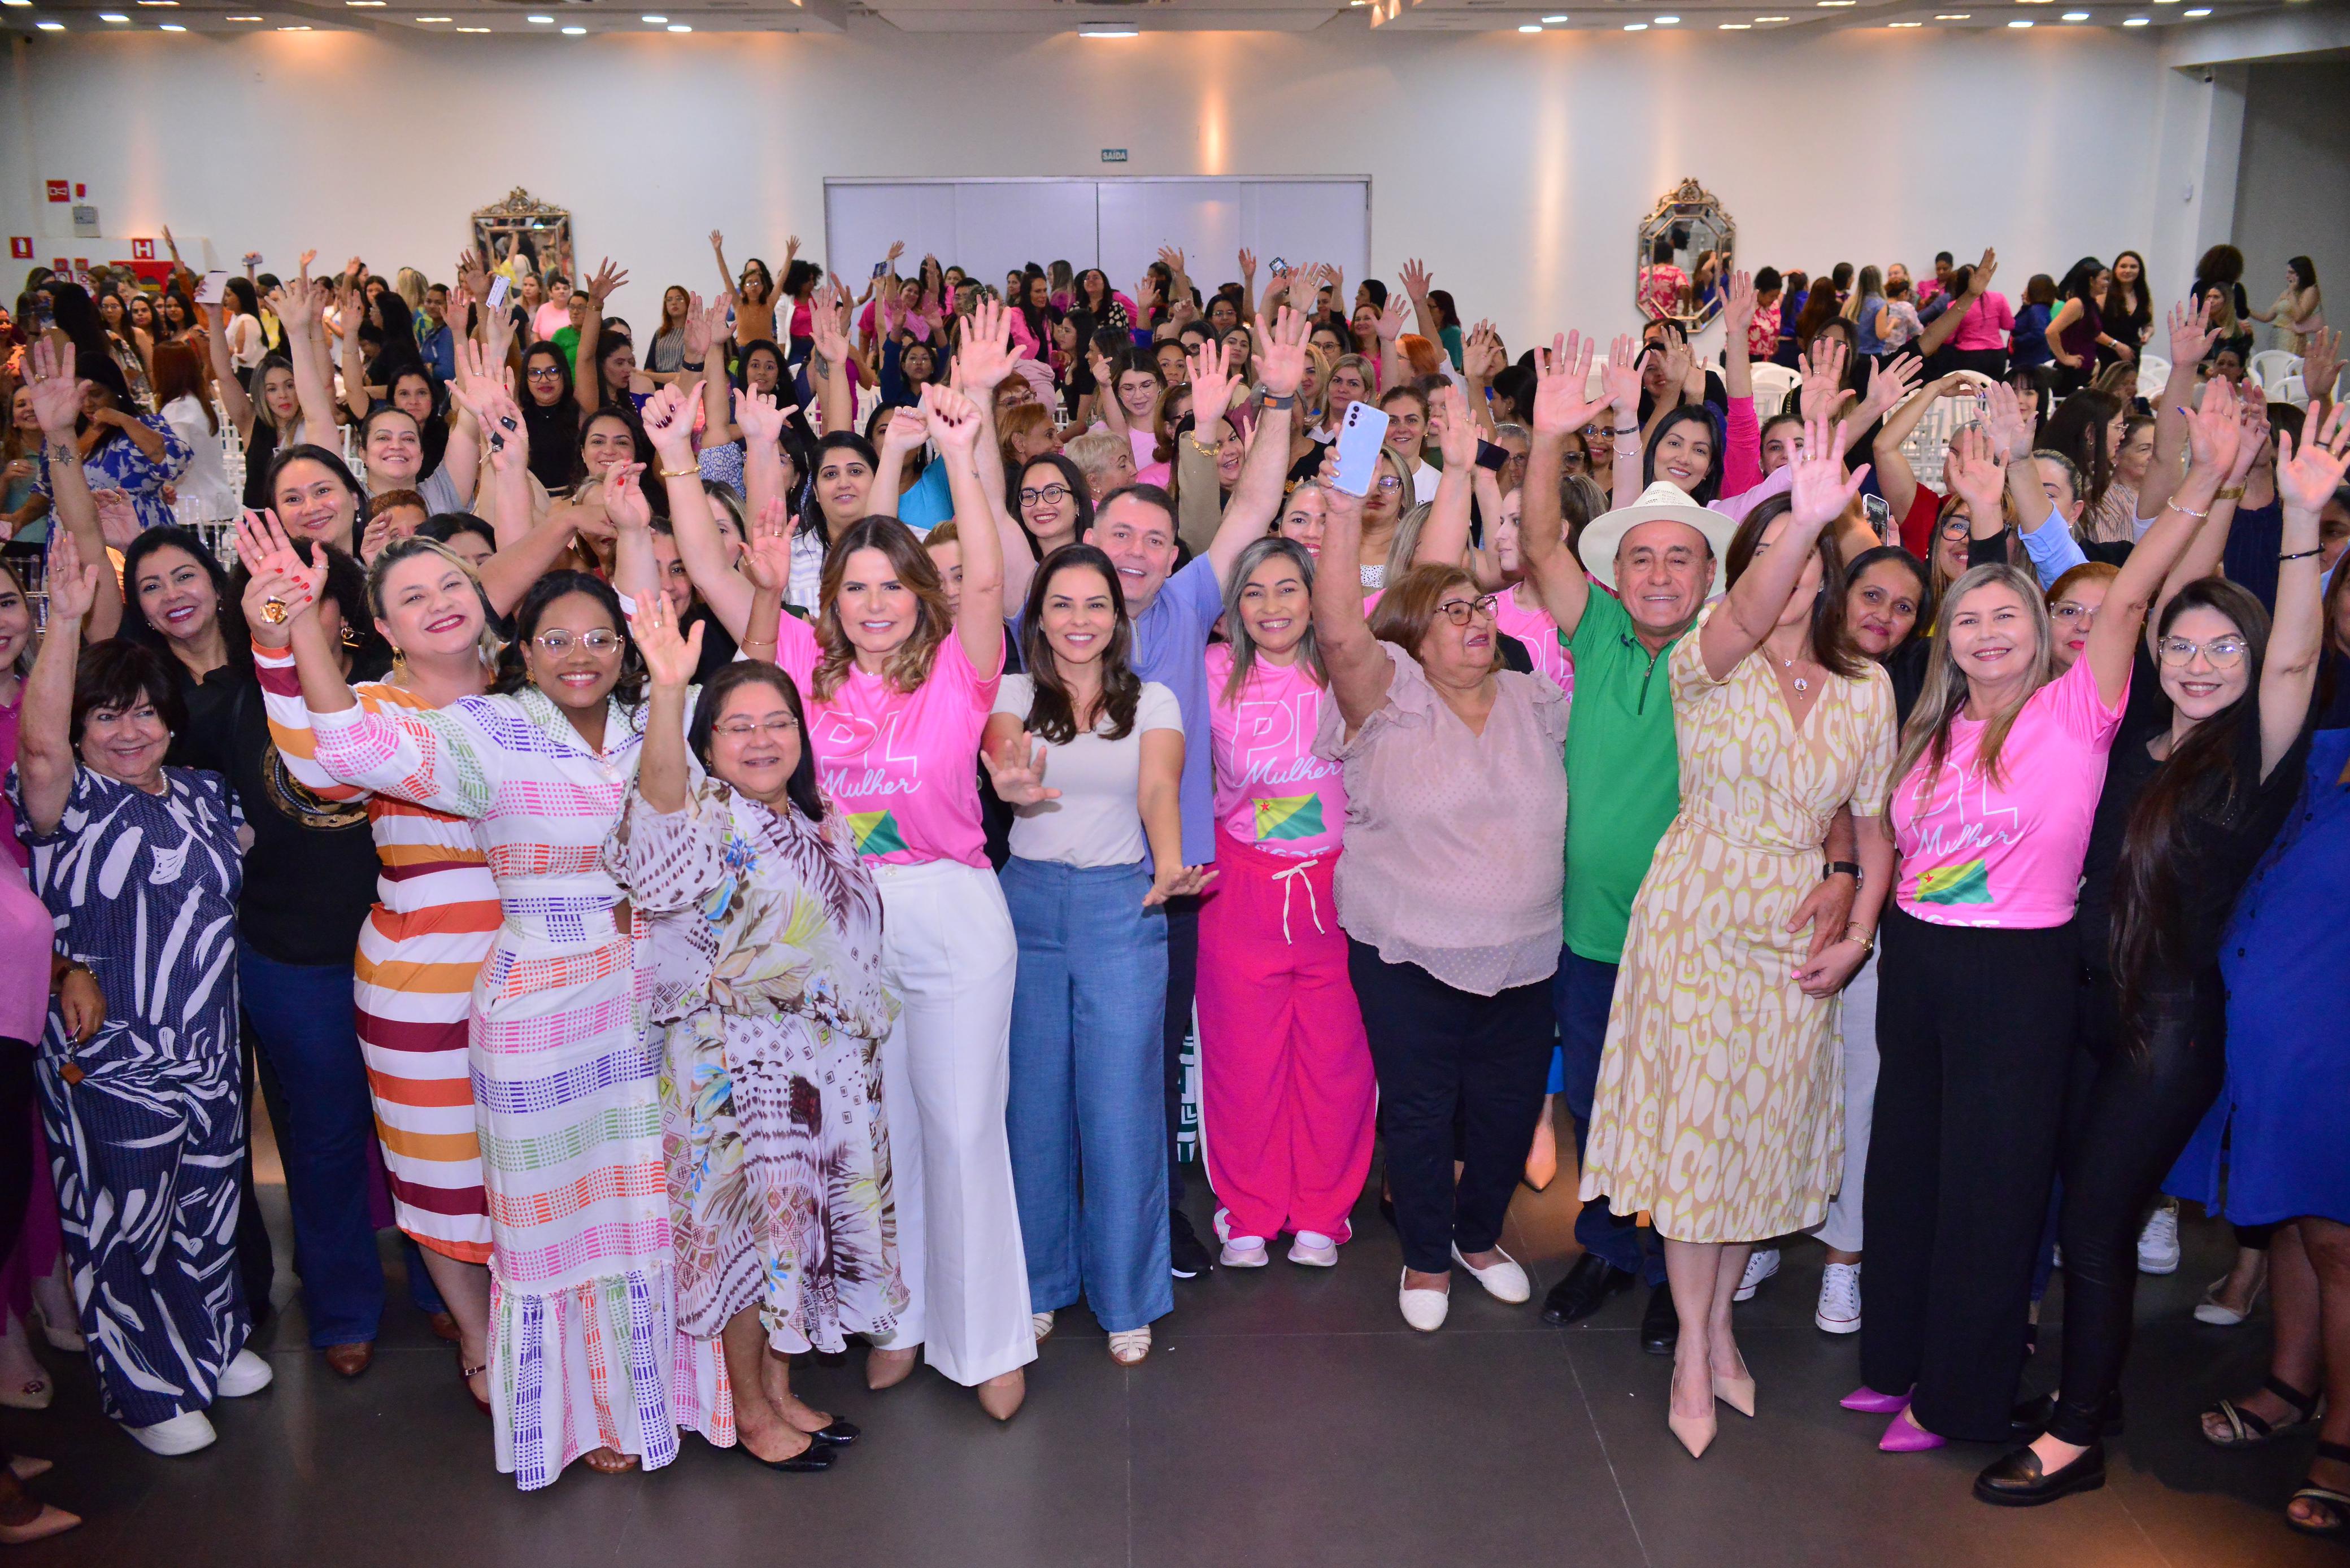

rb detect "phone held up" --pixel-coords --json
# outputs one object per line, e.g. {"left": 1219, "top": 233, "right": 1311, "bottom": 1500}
{"left": 1331, "top": 401, "right": 1391, "bottom": 498}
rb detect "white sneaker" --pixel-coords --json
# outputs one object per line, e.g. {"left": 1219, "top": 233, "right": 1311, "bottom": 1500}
{"left": 126, "top": 1410, "right": 217, "bottom": 1456}
{"left": 1450, "top": 1243, "right": 1530, "bottom": 1304}
{"left": 1287, "top": 1231, "right": 1339, "bottom": 1268}
{"left": 215, "top": 1348, "right": 273, "bottom": 1398}
{"left": 1030, "top": 1310, "right": 1055, "bottom": 1343}
{"left": 1399, "top": 1270, "right": 1450, "bottom": 1332}
{"left": 1814, "top": 1261, "right": 1862, "bottom": 1334}
{"left": 1733, "top": 1247, "right": 1781, "bottom": 1303}
{"left": 2137, "top": 1202, "right": 2181, "bottom": 1275}
{"left": 1219, "top": 1237, "right": 1269, "bottom": 1269}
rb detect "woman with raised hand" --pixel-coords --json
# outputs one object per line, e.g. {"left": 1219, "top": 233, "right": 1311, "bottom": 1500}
{"left": 1195, "top": 532, "right": 1373, "bottom": 1271}
{"left": 238, "top": 508, "right": 503, "bottom": 1417}
{"left": 1855, "top": 381, "right": 2239, "bottom": 1457}
{"left": 1982, "top": 406, "right": 2350, "bottom": 1508}
{"left": 281, "top": 472, "right": 724, "bottom": 1488}
{"left": 1580, "top": 412, "right": 1897, "bottom": 1459}
{"left": 7, "top": 528, "right": 267, "bottom": 1458}
{"left": 603, "top": 594, "right": 899, "bottom": 1475}
{"left": 986, "top": 542, "right": 1204, "bottom": 1366}
{"left": 653, "top": 368, "right": 1038, "bottom": 1418}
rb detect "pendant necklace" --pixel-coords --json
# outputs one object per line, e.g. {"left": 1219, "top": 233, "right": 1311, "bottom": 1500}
{"left": 1778, "top": 651, "right": 1809, "bottom": 695}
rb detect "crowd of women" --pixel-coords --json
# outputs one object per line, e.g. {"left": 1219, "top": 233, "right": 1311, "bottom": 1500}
{"left": 0, "top": 223, "right": 2343, "bottom": 1548}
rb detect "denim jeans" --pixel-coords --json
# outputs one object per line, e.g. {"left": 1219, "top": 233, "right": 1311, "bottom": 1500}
{"left": 238, "top": 943, "right": 386, "bottom": 1348}
{"left": 1553, "top": 949, "right": 1665, "bottom": 1287}
{"left": 1000, "top": 858, "right": 1174, "bottom": 1334}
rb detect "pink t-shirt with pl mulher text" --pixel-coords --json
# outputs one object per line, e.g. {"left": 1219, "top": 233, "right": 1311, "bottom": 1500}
{"left": 1492, "top": 591, "right": 1573, "bottom": 703}
{"left": 769, "top": 613, "right": 1001, "bottom": 868}
{"left": 1205, "top": 644, "right": 1347, "bottom": 859}
{"left": 1889, "top": 652, "right": 2127, "bottom": 929}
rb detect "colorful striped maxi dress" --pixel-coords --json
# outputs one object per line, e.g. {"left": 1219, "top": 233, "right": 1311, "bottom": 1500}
{"left": 253, "top": 646, "right": 495, "bottom": 1264}
{"left": 307, "top": 685, "right": 730, "bottom": 1488}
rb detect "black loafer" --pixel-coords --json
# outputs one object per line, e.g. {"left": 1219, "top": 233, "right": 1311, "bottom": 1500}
{"left": 743, "top": 1439, "right": 835, "bottom": 1474}
{"left": 1639, "top": 1283, "right": 1679, "bottom": 1356}
{"left": 2010, "top": 1392, "right": 2123, "bottom": 1437}
{"left": 1542, "top": 1253, "right": 1635, "bottom": 1326}
{"left": 807, "top": 1420, "right": 860, "bottom": 1448}
{"left": 1974, "top": 1440, "right": 2105, "bottom": 1506}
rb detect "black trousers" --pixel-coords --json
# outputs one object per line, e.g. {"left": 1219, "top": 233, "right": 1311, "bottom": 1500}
{"left": 1347, "top": 941, "right": 1552, "bottom": 1275}
{"left": 1161, "top": 895, "right": 1200, "bottom": 1210}
{"left": 0, "top": 1039, "right": 37, "bottom": 1473}
{"left": 1861, "top": 907, "right": 2077, "bottom": 1441}
{"left": 2046, "top": 973, "right": 2227, "bottom": 1445}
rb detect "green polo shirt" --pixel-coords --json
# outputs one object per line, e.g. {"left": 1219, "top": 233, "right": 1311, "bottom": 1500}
{"left": 1561, "top": 590, "right": 1687, "bottom": 964}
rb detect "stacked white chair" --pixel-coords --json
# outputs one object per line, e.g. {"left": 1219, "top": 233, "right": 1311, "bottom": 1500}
{"left": 1750, "top": 363, "right": 1800, "bottom": 420}
{"left": 1897, "top": 371, "right": 1994, "bottom": 490}
{"left": 2248, "top": 349, "right": 2302, "bottom": 395}
{"left": 2134, "top": 353, "right": 2171, "bottom": 404}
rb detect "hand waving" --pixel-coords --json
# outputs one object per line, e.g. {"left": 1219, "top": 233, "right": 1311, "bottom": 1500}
{"left": 742, "top": 495, "right": 796, "bottom": 590}
{"left": 638, "top": 384, "right": 698, "bottom": 461}
{"left": 1531, "top": 333, "right": 1605, "bottom": 437}
{"left": 2276, "top": 403, "right": 2350, "bottom": 515}
{"left": 1255, "top": 306, "right": 1309, "bottom": 399}
{"left": 24, "top": 338, "right": 87, "bottom": 441}
{"left": 1599, "top": 333, "right": 1643, "bottom": 419}
{"left": 629, "top": 589, "right": 703, "bottom": 691}
{"left": 42, "top": 526, "right": 104, "bottom": 628}
{"left": 1787, "top": 412, "right": 1868, "bottom": 529}
{"left": 983, "top": 732, "right": 1062, "bottom": 807}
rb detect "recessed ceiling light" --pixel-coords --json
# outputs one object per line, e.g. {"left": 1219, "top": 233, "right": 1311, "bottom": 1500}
{"left": 1936, "top": 11, "right": 1971, "bottom": 16}
{"left": 1, "top": 2, "right": 33, "bottom": 8}
{"left": 2184, "top": 5, "right": 2209, "bottom": 12}
{"left": 34, "top": 18, "right": 62, "bottom": 27}
{"left": 347, "top": 2, "right": 385, "bottom": 7}
{"left": 159, "top": 20, "right": 184, "bottom": 27}
{"left": 1624, "top": 21, "right": 1647, "bottom": 29}
{"left": 2062, "top": 9, "right": 2088, "bottom": 17}
{"left": 416, "top": 14, "right": 451, "bottom": 20}
{"left": 227, "top": 13, "right": 263, "bottom": 19}
{"left": 1543, "top": 12, "right": 1569, "bottom": 20}
{"left": 99, "top": 10, "right": 128, "bottom": 18}
{"left": 641, "top": 12, "right": 665, "bottom": 20}
{"left": 1518, "top": 21, "right": 1542, "bottom": 29}
{"left": 278, "top": 22, "right": 312, "bottom": 28}
{"left": 1818, "top": 1, "right": 1856, "bottom": 6}
{"left": 1720, "top": 20, "right": 1751, "bottom": 27}
{"left": 562, "top": 24, "right": 584, "bottom": 32}
{"left": 2009, "top": 17, "right": 2033, "bottom": 24}
{"left": 455, "top": 23, "right": 487, "bottom": 31}
{"left": 2122, "top": 12, "right": 2148, "bottom": 20}
{"left": 1891, "top": 18, "right": 1922, "bottom": 24}
{"left": 526, "top": 13, "right": 551, "bottom": 21}
{"left": 664, "top": 21, "right": 689, "bottom": 29}
{"left": 1079, "top": 25, "right": 1136, "bottom": 34}
{"left": 1655, "top": 14, "right": 1680, "bottom": 22}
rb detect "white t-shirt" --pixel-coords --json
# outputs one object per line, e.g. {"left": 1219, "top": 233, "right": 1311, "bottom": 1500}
{"left": 993, "top": 674, "right": 1183, "bottom": 868}
{"left": 1411, "top": 459, "right": 1441, "bottom": 507}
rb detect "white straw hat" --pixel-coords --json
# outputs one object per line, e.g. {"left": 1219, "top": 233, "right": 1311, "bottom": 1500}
{"left": 1577, "top": 481, "right": 1742, "bottom": 596}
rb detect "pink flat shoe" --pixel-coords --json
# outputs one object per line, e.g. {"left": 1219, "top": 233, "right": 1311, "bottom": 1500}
{"left": 1879, "top": 1410, "right": 1947, "bottom": 1452}
{"left": 1842, "top": 1384, "right": 1911, "bottom": 1414}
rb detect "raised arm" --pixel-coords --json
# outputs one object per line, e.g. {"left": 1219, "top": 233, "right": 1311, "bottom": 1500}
{"left": 1412, "top": 381, "right": 1487, "bottom": 579}
{"left": 1399, "top": 258, "right": 1442, "bottom": 353}
{"left": 629, "top": 590, "right": 704, "bottom": 816}
{"left": 2155, "top": 400, "right": 2264, "bottom": 629}
{"left": 573, "top": 259, "right": 628, "bottom": 420}
{"left": 2135, "top": 298, "right": 2221, "bottom": 526}
{"left": 1700, "top": 413, "right": 1865, "bottom": 680}
{"left": 1522, "top": 334, "right": 1605, "bottom": 638}
{"left": 24, "top": 341, "right": 121, "bottom": 642}
{"left": 2262, "top": 407, "right": 2349, "bottom": 773}
{"left": 449, "top": 342, "right": 537, "bottom": 551}
{"left": 1461, "top": 321, "right": 1504, "bottom": 437}
{"left": 16, "top": 529, "right": 99, "bottom": 837}
{"left": 922, "top": 382, "right": 1007, "bottom": 674}
{"left": 810, "top": 279, "right": 856, "bottom": 436}
{"left": 1311, "top": 457, "right": 1396, "bottom": 732}
{"left": 1603, "top": 335, "right": 1646, "bottom": 510}
{"left": 1872, "top": 368, "right": 1972, "bottom": 522}
{"left": 204, "top": 301, "right": 258, "bottom": 438}
{"left": 1918, "top": 249, "right": 1995, "bottom": 359}
{"left": 272, "top": 270, "right": 343, "bottom": 442}
{"left": 1237, "top": 248, "right": 1259, "bottom": 325}
{"left": 1203, "top": 308, "right": 1306, "bottom": 586}
{"left": 2087, "top": 381, "right": 2237, "bottom": 707}
{"left": 709, "top": 229, "right": 735, "bottom": 300}
{"left": 1373, "top": 291, "right": 1408, "bottom": 394}
{"left": 1720, "top": 272, "right": 1763, "bottom": 497}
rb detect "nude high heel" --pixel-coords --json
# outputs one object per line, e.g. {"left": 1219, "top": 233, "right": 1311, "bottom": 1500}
{"left": 976, "top": 1369, "right": 1026, "bottom": 1422}
{"left": 1670, "top": 1404, "right": 1718, "bottom": 1458}
{"left": 1713, "top": 1371, "right": 1757, "bottom": 1418}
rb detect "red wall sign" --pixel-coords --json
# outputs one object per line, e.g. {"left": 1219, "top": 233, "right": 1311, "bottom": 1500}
{"left": 45, "top": 181, "right": 68, "bottom": 204}
{"left": 131, "top": 238, "right": 155, "bottom": 260}
{"left": 7, "top": 239, "right": 30, "bottom": 261}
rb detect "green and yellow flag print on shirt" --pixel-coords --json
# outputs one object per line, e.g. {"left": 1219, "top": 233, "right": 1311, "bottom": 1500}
{"left": 1913, "top": 857, "right": 1993, "bottom": 907}
{"left": 1254, "top": 793, "right": 1324, "bottom": 844}
{"left": 847, "top": 809, "right": 908, "bottom": 857}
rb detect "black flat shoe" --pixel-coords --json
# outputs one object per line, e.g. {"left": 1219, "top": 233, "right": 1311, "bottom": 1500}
{"left": 1542, "top": 1253, "right": 1635, "bottom": 1326}
{"left": 806, "top": 1420, "right": 859, "bottom": 1448}
{"left": 2010, "top": 1391, "right": 2123, "bottom": 1437}
{"left": 1169, "top": 1209, "right": 1213, "bottom": 1280}
{"left": 742, "top": 1438, "right": 834, "bottom": 1473}
{"left": 1639, "top": 1283, "right": 1679, "bottom": 1357}
{"left": 1974, "top": 1440, "right": 2105, "bottom": 1507}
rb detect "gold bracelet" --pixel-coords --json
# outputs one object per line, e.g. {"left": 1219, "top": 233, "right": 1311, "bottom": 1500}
{"left": 2214, "top": 485, "right": 2245, "bottom": 503}
{"left": 2166, "top": 498, "right": 2209, "bottom": 519}
{"left": 657, "top": 462, "right": 698, "bottom": 480}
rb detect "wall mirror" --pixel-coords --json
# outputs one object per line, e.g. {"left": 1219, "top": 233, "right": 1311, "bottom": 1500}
{"left": 471, "top": 188, "right": 573, "bottom": 284}
{"left": 1636, "top": 178, "right": 1735, "bottom": 330}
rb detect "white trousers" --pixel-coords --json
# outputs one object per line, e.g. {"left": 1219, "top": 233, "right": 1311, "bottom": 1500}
{"left": 873, "top": 859, "right": 1037, "bottom": 1386}
{"left": 1811, "top": 945, "right": 1881, "bottom": 1256}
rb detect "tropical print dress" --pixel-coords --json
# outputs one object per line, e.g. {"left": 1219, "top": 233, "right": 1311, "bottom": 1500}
{"left": 605, "top": 778, "right": 906, "bottom": 1354}
{"left": 8, "top": 764, "right": 250, "bottom": 1429}
{"left": 307, "top": 687, "right": 729, "bottom": 1489}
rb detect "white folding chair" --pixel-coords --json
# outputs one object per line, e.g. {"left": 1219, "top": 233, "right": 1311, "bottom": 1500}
{"left": 2248, "top": 350, "right": 2302, "bottom": 394}
{"left": 1898, "top": 372, "right": 1992, "bottom": 490}
{"left": 2134, "top": 353, "right": 2171, "bottom": 405}
{"left": 2275, "top": 374, "right": 2308, "bottom": 408}
{"left": 1749, "top": 363, "right": 1800, "bottom": 420}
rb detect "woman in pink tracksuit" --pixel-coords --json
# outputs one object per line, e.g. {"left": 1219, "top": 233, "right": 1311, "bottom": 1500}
{"left": 1198, "top": 535, "right": 1377, "bottom": 1269}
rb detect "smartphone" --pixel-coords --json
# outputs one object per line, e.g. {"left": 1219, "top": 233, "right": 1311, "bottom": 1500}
{"left": 871, "top": 261, "right": 887, "bottom": 280}
{"left": 1331, "top": 402, "right": 1392, "bottom": 497}
{"left": 486, "top": 275, "right": 510, "bottom": 314}
{"left": 1864, "top": 493, "right": 1892, "bottom": 541}
{"left": 32, "top": 297, "right": 54, "bottom": 334}
{"left": 1473, "top": 438, "right": 1509, "bottom": 474}
{"left": 193, "top": 269, "right": 229, "bottom": 306}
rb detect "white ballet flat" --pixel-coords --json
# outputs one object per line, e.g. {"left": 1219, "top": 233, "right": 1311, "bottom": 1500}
{"left": 1399, "top": 1270, "right": 1451, "bottom": 1332}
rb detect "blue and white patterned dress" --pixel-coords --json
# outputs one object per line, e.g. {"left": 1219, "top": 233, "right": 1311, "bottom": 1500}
{"left": 7, "top": 764, "right": 249, "bottom": 1429}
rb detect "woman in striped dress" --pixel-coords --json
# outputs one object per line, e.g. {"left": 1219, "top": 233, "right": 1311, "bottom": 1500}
{"left": 244, "top": 525, "right": 501, "bottom": 1412}
{"left": 266, "top": 498, "right": 732, "bottom": 1487}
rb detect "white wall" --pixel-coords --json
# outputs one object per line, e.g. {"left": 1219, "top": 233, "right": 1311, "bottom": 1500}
{"left": 4, "top": 26, "right": 2182, "bottom": 350}
{"left": 2232, "top": 59, "right": 2350, "bottom": 351}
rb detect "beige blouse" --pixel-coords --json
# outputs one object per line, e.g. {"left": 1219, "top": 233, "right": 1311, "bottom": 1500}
{"left": 1314, "top": 642, "right": 1569, "bottom": 995}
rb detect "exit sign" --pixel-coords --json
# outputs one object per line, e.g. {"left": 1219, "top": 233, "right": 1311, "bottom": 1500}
{"left": 1100, "top": 149, "right": 1128, "bottom": 163}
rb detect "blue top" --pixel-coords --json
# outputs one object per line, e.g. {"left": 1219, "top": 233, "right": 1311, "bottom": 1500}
{"left": 417, "top": 321, "right": 456, "bottom": 384}
{"left": 894, "top": 461, "right": 952, "bottom": 532}
{"left": 1013, "top": 552, "right": 1222, "bottom": 867}
{"left": 2170, "top": 728, "right": 2350, "bottom": 1225}
{"left": 2012, "top": 303, "right": 2055, "bottom": 368}
{"left": 1855, "top": 295, "right": 1890, "bottom": 356}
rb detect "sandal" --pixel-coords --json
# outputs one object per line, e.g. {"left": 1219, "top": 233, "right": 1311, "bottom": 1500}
{"left": 459, "top": 1358, "right": 490, "bottom": 1417}
{"left": 578, "top": 1446, "right": 639, "bottom": 1475}
{"left": 1107, "top": 1328, "right": 1151, "bottom": 1366}
{"left": 2287, "top": 1440, "right": 2350, "bottom": 1538}
{"left": 2203, "top": 1375, "right": 2323, "bottom": 1448}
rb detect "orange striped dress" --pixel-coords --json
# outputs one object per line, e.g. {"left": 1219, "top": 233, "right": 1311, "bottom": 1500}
{"left": 255, "top": 646, "right": 495, "bottom": 1264}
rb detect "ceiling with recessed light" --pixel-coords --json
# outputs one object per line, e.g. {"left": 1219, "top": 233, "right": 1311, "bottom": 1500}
{"left": 0, "top": 0, "right": 2332, "bottom": 38}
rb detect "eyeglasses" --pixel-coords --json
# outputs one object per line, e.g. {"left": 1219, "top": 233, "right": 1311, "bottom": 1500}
{"left": 2049, "top": 600, "right": 2100, "bottom": 626}
{"left": 1581, "top": 425, "right": 1612, "bottom": 440}
{"left": 2157, "top": 635, "right": 2248, "bottom": 668}
{"left": 1019, "top": 483, "right": 1072, "bottom": 508}
{"left": 525, "top": 367, "right": 564, "bottom": 382}
{"left": 1936, "top": 516, "right": 1972, "bottom": 539}
{"left": 1435, "top": 594, "right": 1500, "bottom": 627}
{"left": 533, "top": 629, "right": 623, "bottom": 655}
{"left": 1373, "top": 475, "right": 1403, "bottom": 494}
{"left": 712, "top": 717, "right": 799, "bottom": 740}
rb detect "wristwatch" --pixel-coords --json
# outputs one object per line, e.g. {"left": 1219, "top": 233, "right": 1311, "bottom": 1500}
{"left": 1260, "top": 390, "right": 1295, "bottom": 411}
{"left": 1823, "top": 860, "right": 1862, "bottom": 883}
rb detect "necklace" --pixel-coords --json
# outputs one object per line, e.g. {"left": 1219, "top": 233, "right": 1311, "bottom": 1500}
{"left": 1776, "top": 650, "right": 1810, "bottom": 695}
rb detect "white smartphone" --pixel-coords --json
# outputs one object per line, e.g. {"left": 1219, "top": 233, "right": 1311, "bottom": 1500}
{"left": 486, "top": 275, "right": 510, "bottom": 314}
{"left": 1331, "top": 401, "right": 1391, "bottom": 497}
{"left": 192, "top": 270, "right": 229, "bottom": 306}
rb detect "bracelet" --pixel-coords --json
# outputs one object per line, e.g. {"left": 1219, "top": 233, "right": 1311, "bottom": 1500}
{"left": 2281, "top": 546, "right": 2322, "bottom": 563}
{"left": 2166, "top": 498, "right": 2209, "bottom": 519}
{"left": 1822, "top": 860, "right": 1861, "bottom": 883}
{"left": 1259, "top": 390, "right": 1296, "bottom": 411}
{"left": 1612, "top": 424, "right": 1638, "bottom": 437}
{"left": 2214, "top": 485, "right": 2245, "bottom": 502}
{"left": 1844, "top": 925, "right": 1876, "bottom": 959}
{"left": 657, "top": 462, "right": 698, "bottom": 480}
{"left": 681, "top": 359, "right": 705, "bottom": 372}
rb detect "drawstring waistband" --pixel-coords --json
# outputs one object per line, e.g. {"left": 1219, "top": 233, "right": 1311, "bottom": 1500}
{"left": 1268, "top": 856, "right": 1325, "bottom": 944}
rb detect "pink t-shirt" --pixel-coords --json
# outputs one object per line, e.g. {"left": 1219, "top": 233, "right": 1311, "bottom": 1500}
{"left": 532, "top": 301, "right": 572, "bottom": 341}
{"left": 1947, "top": 291, "right": 2016, "bottom": 354}
{"left": 1205, "top": 644, "right": 1347, "bottom": 858}
{"left": 1494, "top": 591, "right": 1573, "bottom": 701}
{"left": 769, "top": 613, "right": 1002, "bottom": 868}
{"left": 0, "top": 690, "right": 24, "bottom": 868}
{"left": 1890, "top": 654, "right": 2126, "bottom": 928}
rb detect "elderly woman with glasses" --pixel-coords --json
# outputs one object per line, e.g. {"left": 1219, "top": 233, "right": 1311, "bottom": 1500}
{"left": 1308, "top": 455, "right": 1568, "bottom": 1334}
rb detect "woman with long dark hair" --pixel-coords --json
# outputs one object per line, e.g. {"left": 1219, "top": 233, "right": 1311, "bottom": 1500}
{"left": 2099, "top": 250, "right": 2153, "bottom": 368}
{"left": 2048, "top": 258, "right": 2115, "bottom": 395}
{"left": 1978, "top": 406, "right": 2349, "bottom": 1507}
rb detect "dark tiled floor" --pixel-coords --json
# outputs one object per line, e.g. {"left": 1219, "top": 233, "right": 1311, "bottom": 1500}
{"left": 6, "top": 1149, "right": 2334, "bottom": 1567}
